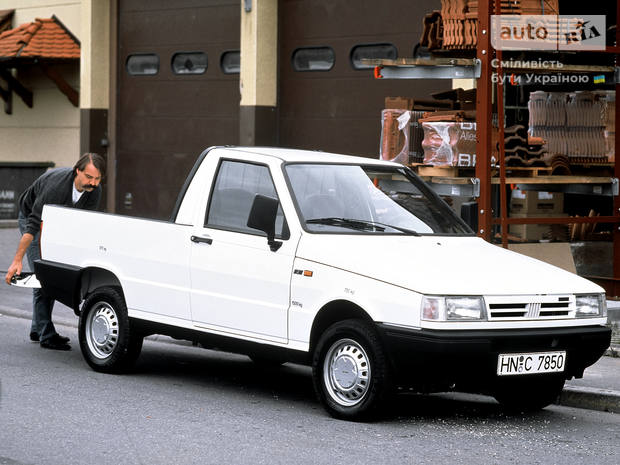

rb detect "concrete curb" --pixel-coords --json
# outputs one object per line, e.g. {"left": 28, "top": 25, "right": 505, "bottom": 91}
{"left": 0, "top": 304, "right": 194, "bottom": 348}
{"left": 0, "top": 304, "right": 77, "bottom": 329}
{"left": 0, "top": 219, "right": 18, "bottom": 229}
{"left": 557, "top": 385, "right": 620, "bottom": 414}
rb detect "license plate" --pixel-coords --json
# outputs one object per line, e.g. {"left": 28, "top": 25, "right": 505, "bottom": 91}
{"left": 497, "top": 351, "right": 566, "bottom": 376}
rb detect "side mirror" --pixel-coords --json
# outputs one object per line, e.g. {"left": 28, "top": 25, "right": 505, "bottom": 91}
{"left": 247, "top": 194, "right": 282, "bottom": 252}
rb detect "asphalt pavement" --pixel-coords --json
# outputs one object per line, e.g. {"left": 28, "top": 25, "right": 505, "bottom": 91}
{"left": 1, "top": 220, "right": 619, "bottom": 415}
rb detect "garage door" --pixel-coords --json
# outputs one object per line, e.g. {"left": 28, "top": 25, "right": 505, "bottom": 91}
{"left": 279, "top": 0, "right": 449, "bottom": 157}
{"left": 116, "top": 0, "right": 240, "bottom": 219}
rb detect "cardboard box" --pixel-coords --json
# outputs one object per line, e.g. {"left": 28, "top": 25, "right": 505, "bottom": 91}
{"left": 510, "top": 189, "right": 564, "bottom": 214}
{"left": 507, "top": 242, "right": 576, "bottom": 274}
{"left": 384, "top": 97, "right": 414, "bottom": 111}
{"left": 509, "top": 213, "right": 568, "bottom": 241}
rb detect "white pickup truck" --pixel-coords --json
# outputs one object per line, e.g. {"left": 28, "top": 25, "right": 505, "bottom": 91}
{"left": 35, "top": 146, "right": 610, "bottom": 420}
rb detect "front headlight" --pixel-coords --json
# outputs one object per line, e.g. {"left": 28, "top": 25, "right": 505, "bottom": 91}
{"left": 575, "top": 294, "right": 606, "bottom": 318}
{"left": 421, "top": 296, "right": 486, "bottom": 321}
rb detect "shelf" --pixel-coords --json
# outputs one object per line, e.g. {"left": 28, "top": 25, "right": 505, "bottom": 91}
{"left": 494, "top": 175, "right": 614, "bottom": 184}
{"left": 501, "top": 63, "right": 618, "bottom": 75}
{"left": 419, "top": 176, "right": 481, "bottom": 197}
{"left": 417, "top": 175, "right": 618, "bottom": 198}
{"left": 367, "top": 57, "right": 481, "bottom": 80}
{"left": 513, "top": 177, "right": 618, "bottom": 196}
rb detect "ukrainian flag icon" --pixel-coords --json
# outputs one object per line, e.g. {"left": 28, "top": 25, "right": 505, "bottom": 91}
{"left": 593, "top": 75, "right": 605, "bottom": 84}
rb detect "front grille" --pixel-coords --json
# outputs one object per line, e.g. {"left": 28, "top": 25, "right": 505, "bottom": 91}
{"left": 486, "top": 295, "right": 574, "bottom": 320}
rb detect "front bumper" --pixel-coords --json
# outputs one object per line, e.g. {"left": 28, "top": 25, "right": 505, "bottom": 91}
{"left": 376, "top": 324, "right": 611, "bottom": 391}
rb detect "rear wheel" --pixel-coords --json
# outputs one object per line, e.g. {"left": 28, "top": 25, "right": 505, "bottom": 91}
{"left": 79, "top": 287, "right": 143, "bottom": 373}
{"left": 312, "top": 319, "right": 391, "bottom": 421}
{"left": 493, "top": 376, "right": 565, "bottom": 413}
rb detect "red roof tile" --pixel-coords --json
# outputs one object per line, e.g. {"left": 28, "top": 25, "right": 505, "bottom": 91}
{"left": 0, "top": 16, "right": 79, "bottom": 60}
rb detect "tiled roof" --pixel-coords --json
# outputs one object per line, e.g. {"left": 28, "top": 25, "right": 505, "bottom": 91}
{"left": 0, "top": 16, "right": 79, "bottom": 60}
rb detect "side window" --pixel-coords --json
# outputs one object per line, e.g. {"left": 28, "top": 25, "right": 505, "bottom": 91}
{"left": 220, "top": 50, "right": 240, "bottom": 74}
{"left": 292, "top": 47, "right": 335, "bottom": 72}
{"left": 206, "top": 160, "right": 288, "bottom": 238}
{"left": 126, "top": 54, "right": 159, "bottom": 75}
{"left": 171, "top": 52, "right": 208, "bottom": 74}
{"left": 350, "top": 43, "right": 397, "bottom": 70}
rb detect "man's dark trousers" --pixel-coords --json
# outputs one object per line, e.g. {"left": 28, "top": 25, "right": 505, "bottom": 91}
{"left": 17, "top": 211, "right": 57, "bottom": 342}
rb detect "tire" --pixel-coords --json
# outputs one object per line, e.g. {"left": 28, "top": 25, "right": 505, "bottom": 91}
{"left": 312, "top": 319, "right": 392, "bottom": 421}
{"left": 493, "top": 376, "right": 565, "bottom": 413}
{"left": 78, "top": 287, "right": 143, "bottom": 373}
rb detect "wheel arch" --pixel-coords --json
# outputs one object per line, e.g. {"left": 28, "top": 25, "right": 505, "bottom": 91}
{"left": 34, "top": 260, "right": 125, "bottom": 316}
{"left": 80, "top": 267, "right": 123, "bottom": 302}
{"left": 309, "top": 299, "right": 374, "bottom": 353}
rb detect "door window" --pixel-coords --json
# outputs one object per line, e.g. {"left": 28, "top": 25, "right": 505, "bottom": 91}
{"left": 206, "top": 160, "right": 288, "bottom": 238}
{"left": 126, "top": 54, "right": 159, "bottom": 75}
{"left": 172, "top": 52, "right": 208, "bottom": 74}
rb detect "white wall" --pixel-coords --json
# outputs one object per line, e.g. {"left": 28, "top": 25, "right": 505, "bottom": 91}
{"left": 0, "top": 1, "right": 81, "bottom": 168}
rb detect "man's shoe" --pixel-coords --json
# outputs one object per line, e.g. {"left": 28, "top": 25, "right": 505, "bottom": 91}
{"left": 29, "top": 332, "right": 40, "bottom": 342}
{"left": 55, "top": 334, "right": 70, "bottom": 344}
{"left": 40, "top": 334, "right": 71, "bottom": 351}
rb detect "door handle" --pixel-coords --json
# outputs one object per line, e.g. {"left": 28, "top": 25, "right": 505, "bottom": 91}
{"left": 191, "top": 235, "right": 213, "bottom": 245}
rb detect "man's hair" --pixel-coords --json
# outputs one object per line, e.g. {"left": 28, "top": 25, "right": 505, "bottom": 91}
{"left": 74, "top": 153, "right": 106, "bottom": 178}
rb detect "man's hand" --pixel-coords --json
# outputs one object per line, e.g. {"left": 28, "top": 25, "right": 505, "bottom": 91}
{"left": 6, "top": 232, "right": 34, "bottom": 285}
{"left": 5, "top": 260, "right": 23, "bottom": 285}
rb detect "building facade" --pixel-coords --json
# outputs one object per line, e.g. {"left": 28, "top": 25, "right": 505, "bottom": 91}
{"left": 1, "top": 0, "right": 445, "bottom": 219}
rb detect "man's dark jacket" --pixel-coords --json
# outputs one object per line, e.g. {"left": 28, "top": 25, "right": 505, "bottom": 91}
{"left": 19, "top": 167, "right": 102, "bottom": 236}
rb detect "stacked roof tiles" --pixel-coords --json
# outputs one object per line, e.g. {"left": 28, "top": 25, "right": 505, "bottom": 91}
{"left": 439, "top": 0, "right": 560, "bottom": 50}
{"left": 0, "top": 16, "right": 79, "bottom": 60}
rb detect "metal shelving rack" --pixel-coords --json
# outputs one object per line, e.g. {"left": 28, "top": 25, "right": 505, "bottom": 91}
{"left": 478, "top": 0, "right": 620, "bottom": 297}
{"left": 371, "top": 0, "right": 620, "bottom": 296}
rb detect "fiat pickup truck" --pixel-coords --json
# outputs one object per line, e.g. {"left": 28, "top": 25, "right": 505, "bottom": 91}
{"left": 34, "top": 146, "right": 610, "bottom": 420}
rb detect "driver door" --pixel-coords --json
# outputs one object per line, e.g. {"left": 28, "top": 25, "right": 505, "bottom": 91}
{"left": 189, "top": 159, "right": 297, "bottom": 343}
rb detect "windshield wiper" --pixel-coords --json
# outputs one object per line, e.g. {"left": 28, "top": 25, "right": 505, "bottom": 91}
{"left": 306, "top": 217, "right": 420, "bottom": 235}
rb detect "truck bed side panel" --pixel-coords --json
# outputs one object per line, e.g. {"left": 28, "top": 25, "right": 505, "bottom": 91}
{"left": 41, "top": 205, "right": 193, "bottom": 321}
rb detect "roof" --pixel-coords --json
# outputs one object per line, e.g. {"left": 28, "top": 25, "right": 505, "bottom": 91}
{"left": 214, "top": 146, "right": 394, "bottom": 166}
{"left": 0, "top": 15, "right": 79, "bottom": 61}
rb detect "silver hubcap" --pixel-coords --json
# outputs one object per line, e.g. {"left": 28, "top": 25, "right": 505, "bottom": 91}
{"left": 323, "top": 338, "right": 371, "bottom": 407}
{"left": 85, "top": 302, "right": 119, "bottom": 359}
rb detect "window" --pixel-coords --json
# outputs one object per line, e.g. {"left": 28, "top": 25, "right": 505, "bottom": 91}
{"left": 126, "top": 54, "right": 159, "bottom": 75}
{"left": 220, "top": 50, "right": 240, "bottom": 74}
{"left": 285, "top": 163, "right": 471, "bottom": 235}
{"left": 206, "top": 160, "right": 288, "bottom": 238}
{"left": 292, "top": 47, "right": 335, "bottom": 72}
{"left": 350, "top": 43, "right": 397, "bottom": 70}
{"left": 172, "top": 52, "right": 207, "bottom": 74}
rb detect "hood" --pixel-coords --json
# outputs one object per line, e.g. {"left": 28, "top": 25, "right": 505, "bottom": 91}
{"left": 295, "top": 234, "right": 602, "bottom": 296}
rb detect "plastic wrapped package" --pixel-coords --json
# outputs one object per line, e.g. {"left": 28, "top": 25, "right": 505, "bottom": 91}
{"left": 421, "top": 122, "right": 477, "bottom": 166}
{"left": 379, "top": 109, "right": 425, "bottom": 164}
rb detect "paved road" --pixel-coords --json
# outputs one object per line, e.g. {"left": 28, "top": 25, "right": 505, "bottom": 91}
{"left": 1, "top": 313, "right": 620, "bottom": 465}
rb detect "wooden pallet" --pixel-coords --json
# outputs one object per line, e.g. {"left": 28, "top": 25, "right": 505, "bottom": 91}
{"left": 415, "top": 164, "right": 475, "bottom": 177}
{"left": 503, "top": 166, "right": 553, "bottom": 177}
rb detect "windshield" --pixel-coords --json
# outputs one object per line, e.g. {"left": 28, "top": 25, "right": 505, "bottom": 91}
{"left": 284, "top": 163, "right": 472, "bottom": 235}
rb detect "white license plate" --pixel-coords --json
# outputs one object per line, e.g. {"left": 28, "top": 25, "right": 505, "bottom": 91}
{"left": 497, "top": 351, "right": 566, "bottom": 376}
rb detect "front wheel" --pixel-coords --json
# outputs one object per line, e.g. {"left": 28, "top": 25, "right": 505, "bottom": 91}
{"left": 78, "top": 287, "right": 143, "bottom": 373}
{"left": 312, "top": 319, "right": 392, "bottom": 421}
